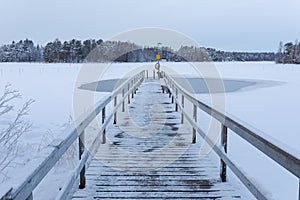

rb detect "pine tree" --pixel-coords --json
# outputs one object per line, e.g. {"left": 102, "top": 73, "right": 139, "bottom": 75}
{"left": 43, "top": 42, "right": 54, "bottom": 63}
{"left": 52, "top": 39, "right": 62, "bottom": 62}
{"left": 283, "top": 42, "right": 294, "bottom": 63}
{"left": 74, "top": 40, "right": 82, "bottom": 63}
{"left": 61, "top": 41, "right": 71, "bottom": 63}
{"left": 294, "top": 39, "right": 299, "bottom": 63}
{"left": 82, "top": 39, "right": 92, "bottom": 60}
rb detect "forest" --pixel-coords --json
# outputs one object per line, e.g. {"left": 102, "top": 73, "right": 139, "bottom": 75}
{"left": 0, "top": 38, "right": 277, "bottom": 63}
{"left": 276, "top": 41, "right": 300, "bottom": 64}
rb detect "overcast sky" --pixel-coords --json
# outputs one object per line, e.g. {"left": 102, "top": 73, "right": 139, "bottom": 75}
{"left": 0, "top": 0, "right": 299, "bottom": 52}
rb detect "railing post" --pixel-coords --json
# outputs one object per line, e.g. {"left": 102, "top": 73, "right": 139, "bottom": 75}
{"left": 220, "top": 124, "right": 228, "bottom": 182}
{"left": 172, "top": 84, "right": 175, "bottom": 93}
{"left": 153, "top": 69, "right": 155, "bottom": 79}
{"left": 192, "top": 104, "right": 197, "bottom": 143}
{"left": 25, "top": 192, "right": 33, "bottom": 200}
{"left": 113, "top": 96, "right": 117, "bottom": 124}
{"left": 79, "top": 130, "right": 86, "bottom": 189}
{"left": 131, "top": 80, "right": 134, "bottom": 98}
{"left": 175, "top": 88, "right": 178, "bottom": 112}
{"left": 298, "top": 180, "right": 300, "bottom": 200}
{"left": 134, "top": 76, "right": 137, "bottom": 94}
{"left": 102, "top": 107, "right": 106, "bottom": 144}
{"left": 122, "top": 89, "right": 125, "bottom": 112}
{"left": 127, "top": 83, "right": 130, "bottom": 104}
{"left": 181, "top": 95, "right": 184, "bottom": 124}
{"left": 146, "top": 70, "right": 148, "bottom": 79}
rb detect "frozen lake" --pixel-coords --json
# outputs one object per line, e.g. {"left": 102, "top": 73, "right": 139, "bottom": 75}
{"left": 0, "top": 62, "right": 299, "bottom": 199}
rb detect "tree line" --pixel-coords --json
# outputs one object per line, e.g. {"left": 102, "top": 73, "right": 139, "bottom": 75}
{"left": 276, "top": 41, "right": 300, "bottom": 64}
{"left": 0, "top": 39, "right": 42, "bottom": 62}
{"left": 0, "top": 38, "right": 276, "bottom": 63}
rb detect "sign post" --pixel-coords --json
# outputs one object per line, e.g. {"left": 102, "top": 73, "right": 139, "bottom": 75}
{"left": 155, "top": 42, "right": 161, "bottom": 79}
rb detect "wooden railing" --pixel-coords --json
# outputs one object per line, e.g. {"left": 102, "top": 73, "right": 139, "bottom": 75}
{"left": 0, "top": 70, "right": 146, "bottom": 200}
{"left": 162, "top": 71, "right": 300, "bottom": 200}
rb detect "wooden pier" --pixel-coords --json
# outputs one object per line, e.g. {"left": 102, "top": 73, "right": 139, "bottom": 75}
{"left": 72, "top": 79, "right": 244, "bottom": 199}
{"left": 1, "top": 70, "right": 299, "bottom": 200}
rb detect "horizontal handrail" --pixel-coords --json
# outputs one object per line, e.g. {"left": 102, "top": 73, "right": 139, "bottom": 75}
{"left": 174, "top": 100, "right": 269, "bottom": 199}
{"left": 162, "top": 71, "right": 300, "bottom": 200}
{"left": 0, "top": 70, "right": 146, "bottom": 200}
{"left": 164, "top": 73, "right": 300, "bottom": 178}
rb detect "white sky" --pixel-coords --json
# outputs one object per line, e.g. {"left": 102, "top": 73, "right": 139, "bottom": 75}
{"left": 0, "top": 0, "right": 299, "bottom": 51}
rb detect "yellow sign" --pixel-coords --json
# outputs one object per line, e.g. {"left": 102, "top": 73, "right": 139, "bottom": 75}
{"left": 156, "top": 54, "right": 161, "bottom": 60}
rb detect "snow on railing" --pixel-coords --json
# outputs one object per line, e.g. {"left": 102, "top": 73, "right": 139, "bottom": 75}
{"left": 0, "top": 70, "right": 146, "bottom": 200}
{"left": 162, "top": 71, "right": 300, "bottom": 200}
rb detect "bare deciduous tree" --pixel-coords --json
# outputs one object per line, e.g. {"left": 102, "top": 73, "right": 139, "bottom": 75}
{"left": 0, "top": 84, "right": 34, "bottom": 180}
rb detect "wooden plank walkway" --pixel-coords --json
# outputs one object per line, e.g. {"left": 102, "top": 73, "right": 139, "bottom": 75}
{"left": 71, "top": 79, "right": 245, "bottom": 199}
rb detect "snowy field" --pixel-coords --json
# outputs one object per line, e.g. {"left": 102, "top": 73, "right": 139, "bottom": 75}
{"left": 0, "top": 62, "right": 299, "bottom": 199}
